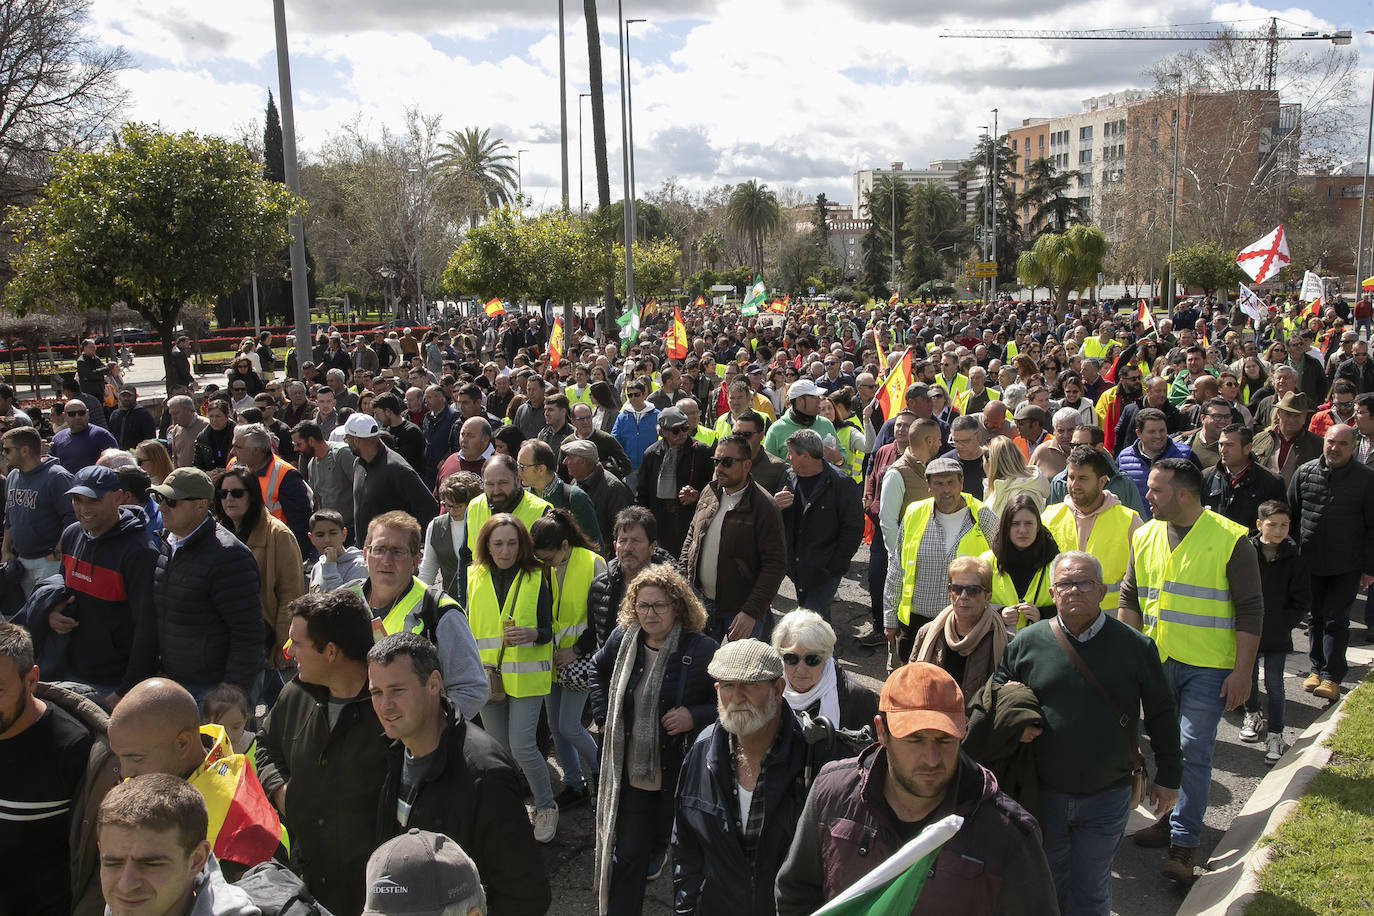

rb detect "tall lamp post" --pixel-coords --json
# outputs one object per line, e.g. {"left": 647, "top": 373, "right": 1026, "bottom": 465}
{"left": 616, "top": 1, "right": 635, "bottom": 310}
{"left": 578, "top": 92, "right": 591, "bottom": 213}
{"left": 517, "top": 149, "right": 530, "bottom": 203}
{"left": 990, "top": 107, "right": 999, "bottom": 302}
{"left": 558, "top": 0, "right": 569, "bottom": 211}
{"left": 625, "top": 17, "right": 647, "bottom": 247}
{"left": 271, "top": 0, "right": 313, "bottom": 367}
{"left": 977, "top": 125, "right": 988, "bottom": 301}
{"left": 1166, "top": 72, "right": 1183, "bottom": 315}
{"left": 1356, "top": 32, "right": 1374, "bottom": 299}
{"left": 890, "top": 167, "right": 898, "bottom": 295}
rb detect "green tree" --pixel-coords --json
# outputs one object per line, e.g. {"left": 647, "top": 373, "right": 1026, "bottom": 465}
{"left": 859, "top": 220, "right": 889, "bottom": 300}
{"left": 1018, "top": 156, "right": 1085, "bottom": 236}
{"left": 866, "top": 175, "right": 910, "bottom": 288}
{"left": 435, "top": 127, "right": 518, "bottom": 228}
{"left": 726, "top": 180, "right": 781, "bottom": 271}
{"left": 813, "top": 193, "right": 831, "bottom": 259}
{"left": 603, "top": 199, "right": 678, "bottom": 244}
{"left": 696, "top": 228, "right": 725, "bottom": 270}
{"left": 6, "top": 123, "right": 299, "bottom": 388}
{"left": 960, "top": 134, "right": 1021, "bottom": 284}
{"left": 1168, "top": 241, "right": 1246, "bottom": 296}
{"left": 262, "top": 92, "right": 285, "bottom": 183}
{"left": 582, "top": 0, "right": 616, "bottom": 325}
{"left": 1015, "top": 225, "right": 1109, "bottom": 313}
{"left": 903, "top": 181, "right": 962, "bottom": 288}
{"left": 612, "top": 239, "right": 680, "bottom": 302}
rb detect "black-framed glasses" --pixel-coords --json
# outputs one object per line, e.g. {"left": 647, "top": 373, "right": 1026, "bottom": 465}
{"left": 150, "top": 493, "right": 180, "bottom": 507}
{"left": 218, "top": 487, "right": 247, "bottom": 499}
{"left": 66, "top": 409, "right": 88, "bottom": 416}
{"left": 947, "top": 583, "right": 987, "bottom": 596}
{"left": 1052, "top": 579, "right": 1099, "bottom": 593}
{"left": 665, "top": 426, "right": 688, "bottom": 435}
{"left": 782, "top": 652, "right": 825, "bottom": 667}
{"left": 711, "top": 455, "right": 742, "bottom": 467}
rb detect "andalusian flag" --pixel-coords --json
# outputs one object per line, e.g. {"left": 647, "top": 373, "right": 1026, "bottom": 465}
{"left": 186, "top": 725, "right": 283, "bottom": 867}
{"left": 876, "top": 346, "right": 912, "bottom": 421}
{"left": 547, "top": 317, "right": 564, "bottom": 368}
{"left": 693, "top": 295, "right": 706, "bottom": 308}
{"left": 1135, "top": 299, "right": 1155, "bottom": 331}
{"left": 484, "top": 297, "right": 506, "bottom": 316}
{"left": 616, "top": 303, "right": 640, "bottom": 351}
{"left": 813, "top": 815, "right": 963, "bottom": 916}
{"left": 741, "top": 277, "right": 766, "bottom": 316}
{"left": 666, "top": 306, "right": 689, "bottom": 359}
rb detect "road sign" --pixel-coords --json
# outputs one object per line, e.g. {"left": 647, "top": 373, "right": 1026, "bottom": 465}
{"left": 808, "top": 286, "right": 816, "bottom": 295}
{"left": 975, "top": 261, "right": 997, "bottom": 270}
{"left": 969, "top": 268, "right": 997, "bottom": 278}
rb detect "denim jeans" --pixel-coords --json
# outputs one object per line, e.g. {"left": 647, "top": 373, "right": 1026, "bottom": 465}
{"left": 544, "top": 684, "right": 599, "bottom": 790}
{"left": 1040, "top": 784, "right": 1133, "bottom": 916}
{"left": 16, "top": 554, "right": 61, "bottom": 598}
{"left": 1167, "top": 660, "right": 1228, "bottom": 848}
{"left": 1244, "top": 652, "right": 1287, "bottom": 732}
{"left": 796, "top": 572, "right": 844, "bottom": 622}
{"left": 482, "top": 693, "right": 555, "bottom": 809}
{"left": 703, "top": 597, "right": 774, "bottom": 643}
{"left": 607, "top": 782, "right": 674, "bottom": 916}
{"left": 868, "top": 524, "right": 888, "bottom": 631}
{"left": 1308, "top": 571, "right": 1358, "bottom": 684}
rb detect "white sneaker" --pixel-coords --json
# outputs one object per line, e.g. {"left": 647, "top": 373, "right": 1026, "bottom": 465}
{"left": 1240, "top": 711, "right": 1265, "bottom": 743}
{"left": 532, "top": 805, "right": 559, "bottom": 844}
{"left": 1265, "top": 733, "right": 1285, "bottom": 765}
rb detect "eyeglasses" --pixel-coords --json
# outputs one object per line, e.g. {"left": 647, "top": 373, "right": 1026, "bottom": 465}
{"left": 516, "top": 461, "right": 537, "bottom": 470}
{"left": 150, "top": 493, "right": 181, "bottom": 507}
{"left": 947, "top": 583, "right": 987, "bottom": 596}
{"left": 231, "top": 387, "right": 247, "bottom": 393}
{"left": 1052, "top": 579, "right": 1100, "bottom": 593}
{"left": 366, "top": 545, "right": 412, "bottom": 559}
{"left": 782, "top": 652, "right": 825, "bottom": 667}
{"left": 218, "top": 487, "right": 247, "bottom": 499}
{"left": 634, "top": 600, "right": 672, "bottom": 617}
{"left": 665, "top": 426, "right": 688, "bottom": 435}
{"left": 66, "top": 409, "right": 88, "bottom": 416}
{"left": 711, "top": 455, "right": 743, "bottom": 467}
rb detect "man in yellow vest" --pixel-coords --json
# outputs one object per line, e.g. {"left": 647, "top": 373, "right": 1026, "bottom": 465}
{"left": 231, "top": 421, "right": 311, "bottom": 554}
{"left": 1041, "top": 445, "right": 1142, "bottom": 615}
{"left": 1118, "top": 458, "right": 1262, "bottom": 886}
{"left": 933, "top": 351, "right": 969, "bottom": 402}
{"left": 354, "top": 510, "right": 487, "bottom": 720}
{"left": 884, "top": 456, "right": 1000, "bottom": 663}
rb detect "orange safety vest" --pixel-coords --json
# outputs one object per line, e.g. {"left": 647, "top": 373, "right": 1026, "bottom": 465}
{"left": 257, "top": 454, "right": 295, "bottom": 525}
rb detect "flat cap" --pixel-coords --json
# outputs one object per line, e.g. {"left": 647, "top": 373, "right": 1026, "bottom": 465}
{"left": 707, "top": 638, "right": 783, "bottom": 683}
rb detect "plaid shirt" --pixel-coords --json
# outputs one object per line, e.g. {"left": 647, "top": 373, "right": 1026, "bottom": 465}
{"left": 730, "top": 732, "right": 786, "bottom": 860}
{"left": 883, "top": 502, "right": 1001, "bottom": 627}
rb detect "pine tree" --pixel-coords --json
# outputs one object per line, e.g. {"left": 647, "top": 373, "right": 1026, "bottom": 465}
{"left": 263, "top": 92, "right": 285, "bottom": 183}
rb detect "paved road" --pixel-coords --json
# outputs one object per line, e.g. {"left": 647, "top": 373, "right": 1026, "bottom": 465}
{"left": 535, "top": 543, "right": 1372, "bottom": 916}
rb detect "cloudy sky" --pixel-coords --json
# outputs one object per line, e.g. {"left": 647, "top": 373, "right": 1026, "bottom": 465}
{"left": 90, "top": 0, "right": 1371, "bottom": 210}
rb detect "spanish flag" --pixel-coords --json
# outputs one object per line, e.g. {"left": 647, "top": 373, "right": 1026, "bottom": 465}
{"left": 484, "top": 297, "right": 505, "bottom": 316}
{"left": 547, "top": 317, "right": 564, "bottom": 368}
{"left": 766, "top": 300, "right": 786, "bottom": 314}
{"left": 666, "top": 306, "right": 689, "bottom": 359}
{"left": 889, "top": 289, "right": 899, "bottom": 306}
{"left": 186, "top": 724, "right": 283, "bottom": 868}
{"left": 641, "top": 298, "right": 660, "bottom": 320}
{"left": 693, "top": 295, "right": 706, "bottom": 309}
{"left": 1135, "top": 299, "right": 1155, "bottom": 331}
{"left": 876, "top": 347, "right": 912, "bottom": 421}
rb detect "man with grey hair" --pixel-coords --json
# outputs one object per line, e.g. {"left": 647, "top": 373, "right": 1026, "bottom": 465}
{"left": 231, "top": 421, "right": 312, "bottom": 552}
{"left": 1251, "top": 364, "right": 1298, "bottom": 429}
{"left": 956, "top": 365, "right": 996, "bottom": 415}
{"left": 775, "top": 429, "right": 862, "bottom": 619}
{"left": 1030, "top": 406, "right": 1080, "bottom": 480}
{"left": 885, "top": 456, "right": 999, "bottom": 661}
{"left": 325, "top": 368, "right": 359, "bottom": 411}
{"left": 280, "top": 380, "right": 316, "bottom": 429}
{"left": 993, "top": 549, "right": 1180, "bottom": 916}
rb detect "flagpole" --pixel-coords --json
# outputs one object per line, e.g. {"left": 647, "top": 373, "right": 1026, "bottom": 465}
{"left": 1356, "top": 35, "right": 1374, "bottom": 313}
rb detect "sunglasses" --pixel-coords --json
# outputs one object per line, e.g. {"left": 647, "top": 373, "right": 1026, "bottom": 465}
{"left": 219, "top": 487, "right": 248, "bottom": 499}
{"left": 947, "top": 583, "right": 987, "bottom": 596}
{"left": 711, "top": 455, "right": 743, "bottom": 467}
{"left": 665, "top": 426, "right": 689, "bottom": 435}
{"left": 782, "top": 652, "right": 825, "bottom": 667}
{"left": 150, "top": 493, "right": 181, "bottom": 507}
{"left": 66, "top": 409, "right": 87, "bottom": 416}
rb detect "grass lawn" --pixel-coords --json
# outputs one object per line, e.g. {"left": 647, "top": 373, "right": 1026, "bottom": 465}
{"left": 1246, "top": 673, "right": 1374, "bottom": 915}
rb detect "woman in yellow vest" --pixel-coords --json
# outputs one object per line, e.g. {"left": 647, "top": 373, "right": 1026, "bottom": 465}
{"left": 981, "top": 494, "right": 1059, "bottom": 632}
{"left": 531, "top": 510, "right": 607, "bottom": 807}
{"left": 467, "top": 513, "right": 558, "bottom": 838}
{"left": 826, "top": 387, "right": 871, "bottom": 484}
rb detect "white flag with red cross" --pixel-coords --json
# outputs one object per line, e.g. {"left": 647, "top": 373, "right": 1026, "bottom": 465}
{"left": 1235, "top": 225, "right": 1290, "bottom": 284}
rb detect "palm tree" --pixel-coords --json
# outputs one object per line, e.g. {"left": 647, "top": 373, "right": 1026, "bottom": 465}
{"left": 726, "top": 180, "right": 781, "bottom": 271}
{"left": 903, "top": 181, "right": 961, "bottom": 285}
{"left": 697, "top": 228, "right": 725, "bottom": 270}
{"left": 1016, "top": 224, "right": 1110, "bottom": 315}
{"left": 1018, "top": 157, "right": 1086, "bottom": 236}
{"left": 435, "top": 127, "right": 518, "bottom": 228}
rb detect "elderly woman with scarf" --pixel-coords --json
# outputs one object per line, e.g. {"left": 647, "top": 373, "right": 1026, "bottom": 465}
{"left": 591, "top": 564, "right": 718, "bottom": 916}
{"left": 771, "top": 609, "right": 878, "bottom": 732}
{"left": 908, "top": 555, "right": 1009, "bottom": 707}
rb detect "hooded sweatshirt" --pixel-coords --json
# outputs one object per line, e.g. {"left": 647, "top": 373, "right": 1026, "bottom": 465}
{"left": 100, "top": 855, "right": 262, "bottom": 916}
{"left": 59, "top": 506, "right": 160, "bottom": 692}
{"left": 308, "top": 546, "right": 366, "bottom": 591}
{"left": 1060, "top": 489, "right": 1143, "bottom": 551}
{"left": 5, "top": 456, "right": 76, "bottom": 558}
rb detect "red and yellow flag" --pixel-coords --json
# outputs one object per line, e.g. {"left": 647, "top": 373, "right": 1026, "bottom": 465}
{"left": 693, "top": 295, "right": 706, "bottom": 308}
{"left": 766, "top": 300, "right": 786, "bottom": 314}
{"left": 1306, "top": 297, "right": 1322, "bottom": 318}
{"left": 186, "top": 725, "right": 282, "bottom": 867}
{"left": 874, "top": 335, "right": 888, "bottom": 373}
{"left": 888, "top": 289, "right": 899, "bottom": 306}
{"left": 547, "top": 317, "right": 564, "bottom": 368}
{"left": 876, "top": 347, "right": 912, "bottom": 421}
{"left": 484, "top": 297, "right": 505, "bottom": 316}
{"left": 666, "top": 306, "right": 689, "bottom": 359}
{"left": 641, "top": 298, "right": 660, "bottom": 319}
{"left": 1136, "top": 299, "right": 1155, "bottom": 331}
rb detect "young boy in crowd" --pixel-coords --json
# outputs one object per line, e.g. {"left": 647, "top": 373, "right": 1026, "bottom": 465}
{"left": 306, "top": 509, "right": 365, "bottom": 590}
{"left": 1241, "top": 499, "right": 1311, "bottom": 764}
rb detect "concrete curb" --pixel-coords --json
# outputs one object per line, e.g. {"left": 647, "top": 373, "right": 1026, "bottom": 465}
{"left": 1174, "top": 671, "right": 1365, "bottom": 916}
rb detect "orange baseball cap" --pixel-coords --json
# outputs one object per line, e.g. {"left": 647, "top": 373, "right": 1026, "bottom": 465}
{"left": 879, "top": 662, "right": 967, "bottom": 739}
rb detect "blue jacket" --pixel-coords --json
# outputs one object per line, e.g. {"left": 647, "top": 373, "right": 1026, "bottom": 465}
{"left": 611, "top": 406, "right": 660, "bottom": 470}
{"left": 1116, "top": 438, "right": 1198, "bottom": 519}
{"left": 422, "top": 405, "right": 459, "bottom": 484}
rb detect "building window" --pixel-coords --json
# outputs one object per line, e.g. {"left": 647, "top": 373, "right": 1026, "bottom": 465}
{"left": 1080, "top": 126, "right": 1093, "bottom": 141}
{"left": 1079, "top": 149, "right": 1092, "bottom": 164}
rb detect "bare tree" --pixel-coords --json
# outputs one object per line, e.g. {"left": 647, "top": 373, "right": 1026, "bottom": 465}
{"left": 0, "top": 0, "right": 129, "bottom": 205}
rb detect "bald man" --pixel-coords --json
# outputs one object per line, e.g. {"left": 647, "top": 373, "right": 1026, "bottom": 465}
{"left": 107, "top": 678, "right": 281, "bottom": 876}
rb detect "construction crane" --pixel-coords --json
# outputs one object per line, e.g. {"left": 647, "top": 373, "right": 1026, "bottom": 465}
{"left": 940, "top": 18, "right": 1352, "bottom": 90}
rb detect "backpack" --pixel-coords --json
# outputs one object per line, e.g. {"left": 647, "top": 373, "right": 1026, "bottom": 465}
{"left": 233, "top": 861, "right": 334, "bottom": 916}
{"left": 797, "top": 712, "right": 873, "bottom": 787}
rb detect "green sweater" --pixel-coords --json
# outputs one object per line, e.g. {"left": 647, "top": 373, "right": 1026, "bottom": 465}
{"left": 994, "top": 616, "right": 1182, "bottom": 795}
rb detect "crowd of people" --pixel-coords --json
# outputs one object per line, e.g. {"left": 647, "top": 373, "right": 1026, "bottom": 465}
{"left": 2, "top": 289, "right": 1373, "bottom": 916}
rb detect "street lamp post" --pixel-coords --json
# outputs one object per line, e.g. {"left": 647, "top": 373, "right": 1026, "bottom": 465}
{"left": 558, "top": 0, "right": 569, "bottom": 211}
{"left": 1356, "top": 31, "right": 1374, "bottom": 301}
{"left": 616, "top": 1, "right": 634, "bottom": 310}
{"left": 977, "top": 125, "right": 988, "bottom": 301}
{"left": 625, "top": 17, "right": 647, "bottom": 247}
{"left": 890, "top": 167, "right": 897, "bottom": 294}
{"left": 270, "top": 0, "right": 313, "bottom": 368}
{"left": 1166, "top": 73, "right": 1183, "bottom": 315}
{"left": 991, "top": 107, "right": 999, "bottom": 302}
{"left": 578, "top": 92, "right": 591, "bottom": 213}
{"left": 517, "top": 149, "right": 530, "bottom": 202}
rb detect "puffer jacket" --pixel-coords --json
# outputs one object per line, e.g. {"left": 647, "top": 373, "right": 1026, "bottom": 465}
{"left": 580, "top": 547, "right": 680, "bottom": 655}
{"left": 1116, "top": 437, "right": 1197, "bottom": 519}
{"left": 1287, "top": 456, "right": 1374, "bottom": 576}
{"left": 153, "top": 516, "right": 263, "bottom": 691}
{"left": 774, "top": 748, "right": 1056, "bottom": 916}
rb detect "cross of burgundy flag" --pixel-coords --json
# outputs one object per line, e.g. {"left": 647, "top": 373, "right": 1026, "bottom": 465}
{"left": 1235, "top": 225, "right": 1290, "bottom": 284}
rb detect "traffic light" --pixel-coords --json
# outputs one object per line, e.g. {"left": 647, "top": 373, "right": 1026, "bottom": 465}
{"left": 974, "top": 225, "right": 983, "bottom": 241}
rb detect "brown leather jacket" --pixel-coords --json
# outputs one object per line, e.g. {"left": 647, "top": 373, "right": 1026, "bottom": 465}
{"left": 680, "top": 479, "right": 786, "bottom": 624}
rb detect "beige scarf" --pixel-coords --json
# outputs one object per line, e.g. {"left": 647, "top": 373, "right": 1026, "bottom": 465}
{"left": 911, "top": 603, "right": 1009, "bottom": 697}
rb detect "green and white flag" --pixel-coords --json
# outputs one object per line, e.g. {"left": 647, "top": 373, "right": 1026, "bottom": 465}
{"left": 616, "top": 303, "right": 640, "bottom": 351}
{"left": 741, "top": 278, "right": 767, "bottom": 316}
{"left": 812, "top": 814, "right": 963, "bottom": 916}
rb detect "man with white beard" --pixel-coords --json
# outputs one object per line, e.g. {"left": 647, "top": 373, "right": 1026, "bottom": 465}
{"left": 671, "top": 640, "right": 841, "bottom": 916}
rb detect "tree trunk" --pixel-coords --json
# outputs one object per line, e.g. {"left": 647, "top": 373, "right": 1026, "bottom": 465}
{"left": 584, "top": 0, "right": 616, "bottom": 339}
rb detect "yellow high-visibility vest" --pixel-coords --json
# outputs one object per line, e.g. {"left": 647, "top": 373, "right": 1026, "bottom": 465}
{"left": 468, "top": 565, "right": 553, "bottom": 698}
{"left": 839, "top": 416, "right": 865, "bottom": 483}
{"left": 465, "top": 492, "right": 552, "bottom": 546}
{"left": 979, "top": 550, "right": 1053, "bottom": 630}
{"left": 1041, "top": 501, "right": 1136, "bottom": 613}
{"left": 897, "top": 494, "right": 993, "bottom": 625}
{"left": 551, "top": 547, "right": 597, "bottom": 650}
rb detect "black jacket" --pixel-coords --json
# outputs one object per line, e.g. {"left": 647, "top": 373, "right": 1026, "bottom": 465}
{"left": 256, "top": 678, "right": 390, "bottom": 916}
{"left": 1335, "top": 356, "right": 1374, "bottom": 394}
{"left": 673, "top": 706, "right": 824, "bottom": 916}
{"left": 353, "top": 440, "right": 440, "bottom": 542}
{"left": 59, "top": 508, "right": 159, "bottom": 693}
{"left": 778, "top": 464, "right": 864, "bottom": 589}
{"left": 386, "top": 419, "right": 426, "bottom": 474}
{"left": 1113, "top": 399, "right": 1182, "bottom": 455}
{"left": 376, "top": 705, "right": 552, "bottom": 916}
{"left": 106, "top": 406, "right": 157, "bottom": 450}
{"left": 1201, "top": 460, "right": 1287, "bottom": 534}
{"left": 635, "top": 437, "right": 715, "bottom": 555}
{"left": 1288, "top": 456, "right": 1374, "bottom": 577}
{"left": 1251, "top": 534, "right": 1312, "bottom": 653}
{"left": 1292, "top": 352, "right": 1329, "bottom": 407}
{"left": 582, "top": 547, "right": 680, "bottom": 655}
{"left": 153, "top": 516, "right": 262, "bottom": 691}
